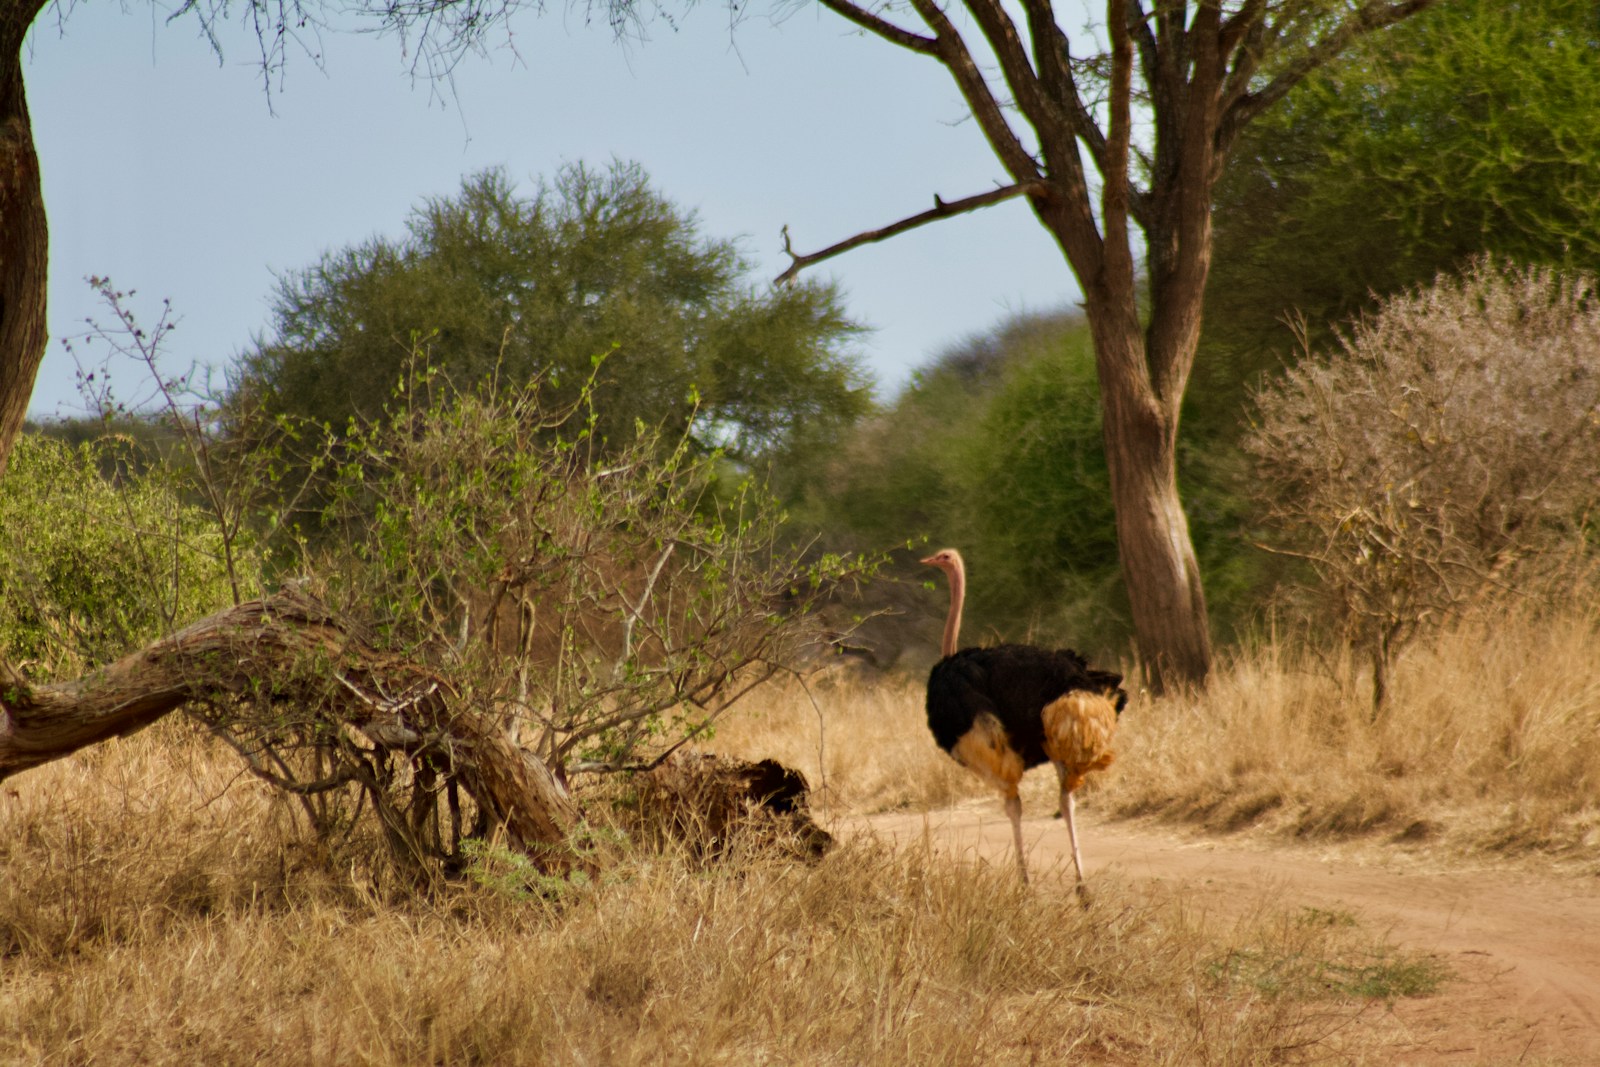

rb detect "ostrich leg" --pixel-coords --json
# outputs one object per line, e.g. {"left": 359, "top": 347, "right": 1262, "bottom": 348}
{"left": 1003, "top": 785, "right": 1029, "bottom": 884}
{"left": 1063, "top": 790, "right": 1085, "bottom": 883}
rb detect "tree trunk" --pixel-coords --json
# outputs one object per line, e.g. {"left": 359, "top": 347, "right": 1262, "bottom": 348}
{"left": 0, "top": 2, "right": 50, "bottom": 479}
{"left": 1035, "top": 163, "right": 1213, "bottom": 694}
{"left": 1084, "top": 292, "right": 1212, "bottom": 693}
{"left": 0, "top": 591, "right": 580, "bottom": 853}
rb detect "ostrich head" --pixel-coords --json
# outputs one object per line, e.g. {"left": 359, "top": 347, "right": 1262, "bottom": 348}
{"left": 919, "top": 547, "right": 963, "bottom": 576}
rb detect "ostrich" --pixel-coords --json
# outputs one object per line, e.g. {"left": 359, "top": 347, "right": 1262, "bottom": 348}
{"left": 921, "top": 548, "right": 1125, "bottom": 886}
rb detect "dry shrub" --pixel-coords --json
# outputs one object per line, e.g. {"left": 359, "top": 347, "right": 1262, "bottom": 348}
{"left": 1247, "top": 260, "right": 1600, "bottom": 709}
{"left": 1, "top": 713, "right": 1432, "bottom": 1066}
{"left": 1105, "top": 600, "right": 1600, "bottom": 858}
{"left": 619, "top": 752, "right": 834, "bottom": 862}
{"left": 718, "top": 598, "right": 1600, "bottom": 864}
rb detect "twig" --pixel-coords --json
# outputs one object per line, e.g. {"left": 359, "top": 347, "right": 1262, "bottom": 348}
{"left": 614, "top": 541, "right": 677, "bottom": 681}
{"left": 207, "top": 726, "right": 359, "bottom": 795}
{"left": 567, "top": 664, "right": 783, "bottom": 776}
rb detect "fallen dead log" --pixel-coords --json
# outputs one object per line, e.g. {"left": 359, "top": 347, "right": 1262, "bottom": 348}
{"left": 0, "top": 589, "right": 578, "bottom": 857}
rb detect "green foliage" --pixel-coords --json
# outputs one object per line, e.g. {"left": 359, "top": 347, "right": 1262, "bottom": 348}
{"left": 798, "top": 311, "right": 1130, "bottom": 655}
{"left": 1206, "top": 0, "right": 1600, "bottom": 367}
{"left": 26, "top": 414, "right": 179, "bottom": 478}
{"left": 797, "top": 306, "right": 1282, "bottom": 660}
{"left": 230, "top": 163, "right": 872, "bottom": 476}
{"left": 297, "top": 368, "right": 881, "bottom": 770}
{"left": 948, "top": 318, "right": 1123, "bottom": 640}
{"left": 1174, "top": 0, "right": 1600, "bottom": 650}
{"left": 0, "top": 433, "right": 254, "bottom": 679}
{"left": 459, "top": 837, "right": 598, "bottom": 905}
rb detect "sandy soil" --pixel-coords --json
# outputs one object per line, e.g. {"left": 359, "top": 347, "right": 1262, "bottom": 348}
{"left": 849, "top": 803, "right": 1600, "bottom": 1065}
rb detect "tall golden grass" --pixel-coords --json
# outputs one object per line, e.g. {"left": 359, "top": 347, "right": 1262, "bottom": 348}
{"left": 1114, "top": 603, "right": 1600, "bottom": 859}
{"left": 16, "top": 604, "right": 1591, "bottom": 1063}
{"left": 5, "top": 728, "right": 1431, "bottom": 1063}
{"left": 721, "top": 602, "right": 1600, "bottom": 864}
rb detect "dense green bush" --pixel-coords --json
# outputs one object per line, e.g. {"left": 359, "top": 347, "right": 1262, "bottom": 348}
{"left": 1205, "top": 0, "right": 1600, "bottom": 371}
{"left": 0, "top": 433, "right": 255, "bottom": 679}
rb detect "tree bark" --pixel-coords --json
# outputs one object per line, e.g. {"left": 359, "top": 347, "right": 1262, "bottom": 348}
{"left": 0, "top": 591, "right": 579, "bottom": 851}
{"left": 1030, "top": 27, "right": 1216, "bottom": 695}
{"left": 1081, "top": 281, "right": 1212, "bottom": 693}
{"left": 0, "top": 1, "right": 50, "bottom": 480}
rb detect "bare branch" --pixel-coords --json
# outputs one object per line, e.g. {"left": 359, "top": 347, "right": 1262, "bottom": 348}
{"left": 568, "top": 663, "right": 781, "bottom": 776}
{"left": 1020, "top": 0, "right": 1103, "bottom": 163}
{"left": 774, "top": 181, "right": 1048, "bottom": 285}
{"left": 614, "top": 541, "right": 677, "bottom": 680}
{"left": 961, "top": 0, "right": 1057, "bottom": 137}
{"left": 1127, "top": 0, "right": 1160, "bottom": 99}
{"left": 904, "top": 0, "right": 1042, "bottom": 181}
{"left": 1219, "top": 4, "right": 1270, "bottom": 114}
{"left": 209, "top": 726, "right": 361, "bottom": 795}
{"left": 813, "top": 0, "right": 938, "bottom": 54}
{"left": 1101, "top": 0, "right": 1134, "bottom": 274}
{"left": 1218, "top": 0, "right": 1267, "bottom": 56}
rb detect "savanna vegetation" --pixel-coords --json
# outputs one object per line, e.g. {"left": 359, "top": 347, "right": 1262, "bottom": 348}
{"left": 3, "top": 673, "right": 1472, "bottom": 1066}
{"left": 6, "top": 1, "right": 1600, "bottom": 1059}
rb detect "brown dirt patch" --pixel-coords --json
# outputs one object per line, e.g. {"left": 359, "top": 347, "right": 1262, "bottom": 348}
{"left": 850, "top": 803, "right": 1600, "bottom": 1065}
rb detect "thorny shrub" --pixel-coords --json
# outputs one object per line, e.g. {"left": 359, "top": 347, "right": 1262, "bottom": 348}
{"left": 192, "top": 364, "right": 879, "bottom": 880}
{"left": 47, "top": 280, "right": 879, "bottom": 883}
{"left": 1246, "top": 260, "right": 1600, "bottom": 709}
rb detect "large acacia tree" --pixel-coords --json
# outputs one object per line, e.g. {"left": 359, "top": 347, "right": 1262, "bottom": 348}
{"left": 770, "top": 0, "right": 1437, "bottom": 690}
{"left": 1, "top": 0, "right": 1438, "bottom": 692}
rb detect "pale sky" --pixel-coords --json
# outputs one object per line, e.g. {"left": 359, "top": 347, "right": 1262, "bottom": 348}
{"left": 24, "top": 2, "right": 1089, "bottom": 419}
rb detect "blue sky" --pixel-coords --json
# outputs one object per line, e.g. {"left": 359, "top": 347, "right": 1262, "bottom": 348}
{"left": 24, "top": 2, "right": 1087, "bottom": 419}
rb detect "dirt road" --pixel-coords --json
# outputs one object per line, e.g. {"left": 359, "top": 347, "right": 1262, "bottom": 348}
{"left": 852, "top": 803, "right": 1600, "bottom": 1064}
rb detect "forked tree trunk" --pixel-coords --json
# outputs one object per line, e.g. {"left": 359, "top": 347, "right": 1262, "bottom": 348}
{"left": 1083, "top": 285, "right": 1213, "bottom": 693}
{"left": 0, "top": 592, "right": 580, "bottom": 853}
{"left": 1035, "top": 146, "right": 1215, "bottom": 693}
{"left": 0, "top": 3, "right": 50, "bottom": 480}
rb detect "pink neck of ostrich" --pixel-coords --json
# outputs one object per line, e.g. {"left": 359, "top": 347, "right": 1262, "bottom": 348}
{"left": 940, "top": 557, "right": 965, "bottom": 658}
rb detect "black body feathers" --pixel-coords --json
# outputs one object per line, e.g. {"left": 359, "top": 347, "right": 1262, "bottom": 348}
{"left": 925, "top": 644, "right": 1127, "bottom": 768}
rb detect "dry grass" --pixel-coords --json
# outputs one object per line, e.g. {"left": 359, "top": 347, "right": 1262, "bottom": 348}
{"left": 22, "top": 602, "right": 1582, "bottom": 1064}
{"left": 1, "top": 710, "right": 1441, "bottom": 1065}
{"left": 1106, "top": 605, "right": 1600, "bottom": 861}
{"left": 718, "top": 602, "right": 1600, "bottom": 866}
{"left": 711, "top": 671, "right": 988, "bottom": 820}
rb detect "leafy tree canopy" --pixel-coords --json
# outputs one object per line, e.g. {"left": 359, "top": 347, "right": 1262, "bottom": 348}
{"left": 228, "top": 162, "right": 872, "bottom": 473}
{"left": 1205, "top": 0, "right": 1600, "bottom": 367}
